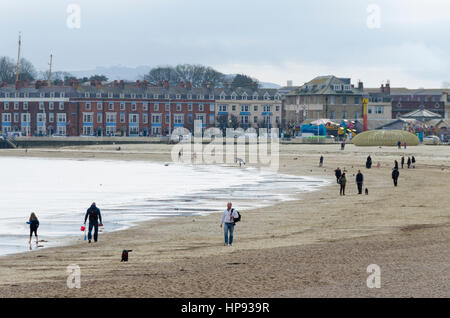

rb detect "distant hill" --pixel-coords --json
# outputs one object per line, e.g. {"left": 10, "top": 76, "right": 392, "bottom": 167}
{"left": 66, "top": 66, "right": 281, "bottom": 88}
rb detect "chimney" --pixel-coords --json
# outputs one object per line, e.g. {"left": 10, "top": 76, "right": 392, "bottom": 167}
{"left": 163, "top": 80, "right": 169, "bottom": 89}
{"left": 136, "top": 80, "right": 140, "bottom": 87}
{"left": 119, "top": 80, "right": 125, "bottom": 89}
{"left": 381, "top": 84, "right": 385, "bottom": 93}
{"left": 35, "top": 80, "right": 41, "bottom": 89}
{"left": 186, "top": 81, "right": 192, "bottom": 90}
{"left": 15, "top": 81, "right": 21, "bottom": 90}
{"left": 1, "top": 80, "right": 7, "bottom": 88}
{"left": 179, "top": 81, "right": 185, "bottom": 88}
{"left": 358, "top": 81, "right": 363, "bottom": 90}
{"left": 385, "top": 81, "right": 390, "bottom": 95}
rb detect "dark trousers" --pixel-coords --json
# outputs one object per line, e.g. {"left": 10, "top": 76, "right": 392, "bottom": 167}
{"left": 357, "top": 182, "right": 363, "bottom": 194}
{"left": 88, "top": 222, "right": 99, "bottom": 242}
{"left": 393, "top": 178, "right": 398, "bottom": 187}
{"left": 340, "top": 184, "right": 346, "bottom": 195}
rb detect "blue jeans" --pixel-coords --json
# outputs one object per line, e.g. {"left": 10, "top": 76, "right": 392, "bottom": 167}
{"left": 88, "top": 222, "right": 99, "bottom": 242}
{"left": 224, "top": 223, "right": 235, "bottom": 245}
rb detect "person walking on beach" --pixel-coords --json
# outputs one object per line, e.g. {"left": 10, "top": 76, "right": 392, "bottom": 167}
{"left": 220, "top": 202, "right": 239, "bottom": 246}
{"left": 339, "top": 173, "right": 347, "bottom": 196}
{"left": 411, "top": 156, "right": 416, "bottom": 168}
{"left": 319, "top": 155, "right": 324, "bottom": 167}
{"left": 28, "top": 212, "right": 39, "bottom": 245}
{"left": 407, "top": 157, "right": 411, "bottom": 169}
{"left": 356, "top": 170, "right": 364, "bottom": 194}
{"left": 404, "top": 141, "right": 407, "bottom": 149}
{"left": 335, "top": 167, "right": 342, "bottom": 184}
{"left": 401, "top": 156, "right": 405, "bottom": 169}
{"left": 84, "top": 202, "right": 103, "bottom": 243}
{"left": 394, "top": 160, "right": 399, "bottom": 170}
{"left": 366, "top": 155, "right": 372, "bottom": 169}
{"left": 392, "top": 168, "right": 399, "bottom": 187}
{"left": 397, "top": 141, "right": 401, "bottom": 149}
{"left": 340, "top": 142, "right": 345, "bottom": 150}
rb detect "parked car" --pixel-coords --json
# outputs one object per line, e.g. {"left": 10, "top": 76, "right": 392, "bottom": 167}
{"left": 423, "top": 135, "right": 440, "bottom": 145}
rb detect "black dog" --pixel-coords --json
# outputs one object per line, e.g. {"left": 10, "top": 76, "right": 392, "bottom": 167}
{"left": 121, "top": 249, "right": 133, "bottom": 262}
{"left": 365, "top": 188, "right": 369, "bottom": 195}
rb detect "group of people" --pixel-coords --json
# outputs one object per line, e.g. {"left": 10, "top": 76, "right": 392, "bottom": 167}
{"left": 333, "top": 167, "right": 364, "bottom": 196}
{"left": 28, "top": 201, "right": 241, "bottom": 248}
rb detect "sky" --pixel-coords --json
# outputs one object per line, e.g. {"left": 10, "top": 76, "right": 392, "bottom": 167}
{"left": 0, "top": 0, "right": 449, "bottom": 88}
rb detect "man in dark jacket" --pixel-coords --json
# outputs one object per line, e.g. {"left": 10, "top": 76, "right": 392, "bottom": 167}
{"left": 84, "top": 202, "right": 103, "bottom": 243}
{"left": 401, "top": 156, "right": 405, "bottom": 169}
{"left": 335, "top": 167, "right": 342, "bottom": 184}
{"left": 392, "top": 168, "right": 399, "bottom": 187}
{"left": 356, "top": 170, "right": 364, "bottom": 194}
{"left": 366, "top": 155, "right": 372, "bottom": 169}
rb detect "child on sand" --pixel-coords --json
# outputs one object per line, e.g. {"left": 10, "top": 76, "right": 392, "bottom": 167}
{"left": 28, "top": 212, "right": 39, "bottom": 245}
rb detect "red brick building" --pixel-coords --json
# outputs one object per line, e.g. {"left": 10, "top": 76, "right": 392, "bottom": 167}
{"left": 0, "top": 80, "right": 216, "bottom": 137}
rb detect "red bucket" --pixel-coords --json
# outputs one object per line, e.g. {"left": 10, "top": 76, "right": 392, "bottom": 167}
{"left": 80, "top": 225, "right": 86, "bottom": 232}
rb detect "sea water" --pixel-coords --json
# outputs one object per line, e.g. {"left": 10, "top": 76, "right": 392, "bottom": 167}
{"left": 0, "top": 157, "right": 326, "bottom": 255}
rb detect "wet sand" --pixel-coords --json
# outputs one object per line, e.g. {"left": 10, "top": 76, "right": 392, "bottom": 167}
{"left": 0, "top": 143, "right": 449, "bottom": 297}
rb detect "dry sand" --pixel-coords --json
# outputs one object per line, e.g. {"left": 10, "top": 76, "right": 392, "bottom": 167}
{"left": 0, "top": 143, "right": 449, "bottom": 297}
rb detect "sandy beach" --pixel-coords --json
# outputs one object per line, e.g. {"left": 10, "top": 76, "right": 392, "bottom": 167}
{"left": 0, "top": 142, "right": 449, "bottom": 297}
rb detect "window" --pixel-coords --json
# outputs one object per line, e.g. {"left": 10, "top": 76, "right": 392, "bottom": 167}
{"left": 174, "top": 114, "right": 184, "bottom": 124}
{"left": 240, "top": 105, "right": 249, "bottom": 112}
{"left": 86, "top": 102, "right": 91, "bottom": 110}
{"left": 199, "top": 103, "right": 204, "bottom": 111}
{"left": 24, "top": 102, "right": 28, "bottom": 110}
{"left": 254, "top": 105, "right": 258, "bottom": 111}
{"left": 152, "top": 114, "right": 161, "bottom": 123}
{"left": 165, "top": 114, "right": 169, "bottom": 124}
{"left": 39, "top": 102, "right": 44, "bottom": 110}
{"left": 330, "top": 111, "right": 335, "bottom": 119}
{"left": 132, "top": 102, "right": 137, "bottom": 111}
{"left": 14, "top": 113, "right": 19, "bottom": 123}
{"left": 354, "top": 112, "right": 359, "bottom": 119}
{"left": 4, "top": 102, "right": 9, "bottom": 110}
{"left": 109, "top": 102, "right": 114, "bottom": 110}
{"left": 176, "top": 94, "right": 181, "bottom": 100}
{"left": 14, "top": 102, "right": 19, "bottom": 110}
{"left": 232, "top": 105, "right": 236, "bottom": 111}
{"left": 154, "top": 94, "right": 159, "bottom": 99}
{"left": 220, "top": 93, "right": 226, "bottom": 100}
{"left": 263, "top": 105, "right": 272, "bottom": 112}
{"left": 187, "top": 94, "right": 192, "bottom": 100}
{"left": 253, "top": 94, "right": 258, "bottom": 100}
{"left": 59, "top": 102, "right": 64, "bottom": 110}
{"left": 254, "top": 116, "right": 258, "bottom": 123}
{"left": 97, "top": 113, "right": 103, "bottom": 123}
{"left": 120, "top": 102, "right": 125, "bottom": 110}
{"left": 276, "top": 106, "right": 280, "bottom": 112}
{"left": 165, "top": 103, "right": 170, "bottom": 111}
{"left": 2, "top": 113, "right": 11, "bottom": 122}
{"left": 48, "top": 113, "right": 54, "bottom": 123}
{"left": 106, "top": 113, "right": 116, "bottom": 123}
{"left": 354, "top": 97, "right": 360, "bottom": 104}
{"left": 240, "top": 115, "right": 249, "bottom": 124}
{"left": 143, "top": 114, "right": 148, "bottom": 124}
{"left": 97, "top": 102, "right": 103, "bottom": 111}
{"left": 209, "top": 103, "right": 215, "bottom": 112}
{"left": 219, "top": 104, "right": 227, "bottom": 112}
{"left": 129, "top": 114, "right": 139, "bottom": 123}
{"left": 120, "top": 114, "right": 125, "bottom": 123}
{"left": 188, "top": 103, "right": 192, "bottom": 112}
{"left": 165, "top": 94, "right": 169, "bottom": 99}
{"left": 342, "top": 111, "right": 347, "bottom": 119}
{"left": 83, "top": 113, "right": 93, "bottom": 123}
{"left": 21, "top": 113, "right": 31, "bottom": 122}
{"left": 57, "top": 113, "right": 66, "bottom": 123}
{"left": 154, "top": 103, "right": 159, "bottom": 111}
{"left": 342, "top": 96, "right": 347, "bottom": 104}
{"left": 176, "top": 103, "right": 182, "bottom": 111}
{"left": 231, "top": 93, "right": 237, "bottom": 100}
{"left": 143, "top": 102, "right": 148, "bottom": 111}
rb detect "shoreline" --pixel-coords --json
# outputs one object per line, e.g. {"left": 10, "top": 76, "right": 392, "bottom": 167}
{"left": 0, "top": 143, "right": 449, "bottom": 297}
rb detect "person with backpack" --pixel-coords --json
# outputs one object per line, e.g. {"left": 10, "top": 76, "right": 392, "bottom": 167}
{"left": 28, "top": 212, "right": 39, "bottom": 245}
{"left": 220, "top": 202, "right": 240, "bottom": 246}
{"left": 356, "top": 170, "right": 364, "bottom": 194}
{"left": 84, "top": 202, "right": 103, "bottom": 243}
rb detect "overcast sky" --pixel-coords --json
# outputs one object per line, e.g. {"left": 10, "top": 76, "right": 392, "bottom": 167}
{"left": 0, "top": 0, "right": 448, "bottom": 88}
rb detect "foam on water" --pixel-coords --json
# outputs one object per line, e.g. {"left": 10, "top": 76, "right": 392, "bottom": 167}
{"left": 0, "top": 157, "right": 327, "bottom": 255}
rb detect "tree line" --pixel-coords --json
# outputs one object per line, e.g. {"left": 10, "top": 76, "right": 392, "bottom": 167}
{"left": 0, "top": 57, "right": 260, "bottom": 90}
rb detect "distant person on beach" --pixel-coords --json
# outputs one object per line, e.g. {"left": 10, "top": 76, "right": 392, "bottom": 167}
{"left": 394, "top": 160, "right": 399, "bottom": 170}
{"left": 366, "top": 155, "right": 372, "bottom": 169}
{"left": 341, "top": 142, "right": 345, "bottom": 150}
{"left": 404, "top": 141, "right": 407, "bottom": 149}
{"left": 319, "top": 155, "right": 323, "bottom": 167}
{"left": 339, "top": 173, "right": 347, "bottom": 196}
{"left": 392, "top": 168, "right": 399, "bottom": 187}
{"left": 84, "top": 202, "right": 103, "bottom": 243}
{"left": 407, "top": 157, "right": 411, "bottom": 169}
{"left": 28, "top": 212, "right": 39, "bottom": 245}
{"left": 220, "top": 202, "right": 239, "bottom": 246}
{"left": 397, "top": 141, "right": 401, "bottom": 149}
{"left": 356, "top": 170, "right": 364, "bottom": 194}
{"left": 334, "top": 167, "right": 342, "bottom": 183}
{"left": 401, "top": 156, "right": 405, "bottom": 169}
{"left": 412, "top": 156, "right": 416, "bottom": 168}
